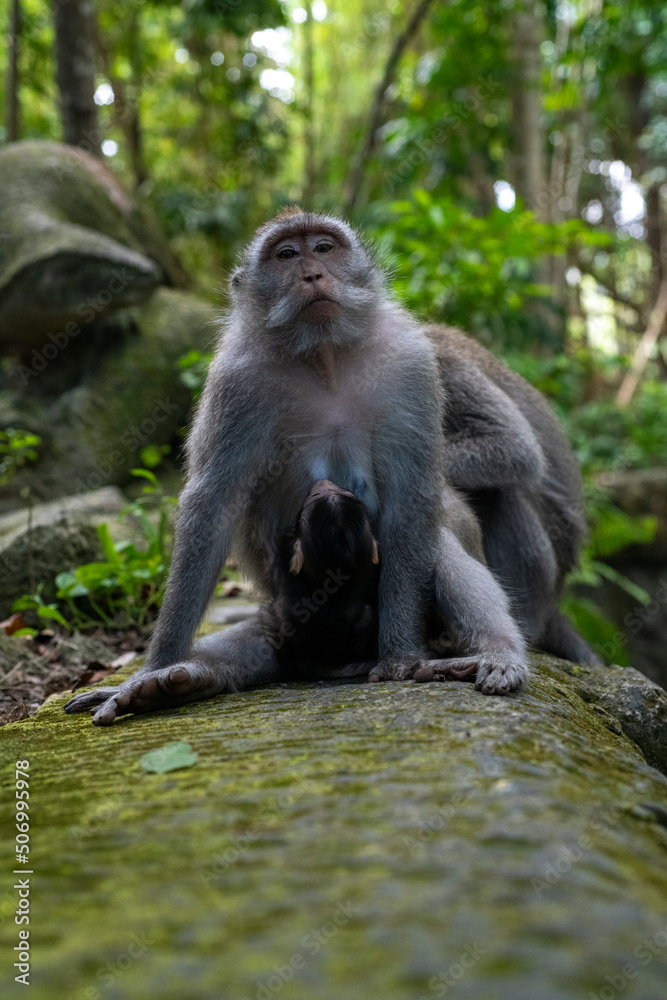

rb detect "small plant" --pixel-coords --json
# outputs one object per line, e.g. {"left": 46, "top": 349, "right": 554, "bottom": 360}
{"left": 0, "top": 428, "right": 41, "bottom": 485}
{"left": 12, "top": 469, "right": 177, "bottom": 633}
{"left": 562, "top": 489, "right": 655, "bottom": 665}
{"left": 178, "top": 349, "right": 213, "bottom": 399}
{"left": 11, "top": 584, "right": 70, "bottom": 637}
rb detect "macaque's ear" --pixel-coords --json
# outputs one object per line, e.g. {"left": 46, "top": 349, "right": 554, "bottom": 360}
{"left": 371, "top": 539, "right": 379, "bottom": 564}
{"left": 231, "top": 267, "right": 244, "bottom": 289}
{"left": 289, "top": 538, "right": 304, "bottom": 574}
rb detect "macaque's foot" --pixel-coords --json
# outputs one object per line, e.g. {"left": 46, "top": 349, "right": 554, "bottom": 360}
{"left": 368, "top": 658, "right": 419, "bottom": 682}
{"left": 413, "top": 656, "right": 479, "bottom": 683}
{"left": 414, "top": 651, "right": 527, "bottom": 695}
{"left": 64, "top": 661, "right": 226, "bottom": 726}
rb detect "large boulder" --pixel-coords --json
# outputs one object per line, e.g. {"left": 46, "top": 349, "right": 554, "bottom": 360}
{"left": 1, "top": 655, "right": 666, "bottom": 999}
{"left": 2, "top": 286, "right": 217, "bottom": 504}
{"left": 0, "top": 141, "right": 187, "bottom": 346}
{"left": 0, "top": 142, "right": 218, "bottom": 508}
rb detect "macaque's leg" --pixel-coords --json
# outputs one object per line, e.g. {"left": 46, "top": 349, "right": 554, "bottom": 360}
{"left": 471, "top": 487, "right": 558, "bottom": 643}
{"left": 538, "top": 611, "right": 603, "bottom": 666}
{"left": 412, "top": 527, "right": 528, "bottom": 695}
{"left": 64, "top": 621, "right": 284, "bottom": 726}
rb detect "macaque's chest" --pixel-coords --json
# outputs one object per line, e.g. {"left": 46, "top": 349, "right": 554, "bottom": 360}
{"left": 263, "top": 366, "right": 383, "bottom": 525}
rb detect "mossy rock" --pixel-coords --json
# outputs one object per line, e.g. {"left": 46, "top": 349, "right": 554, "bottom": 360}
{"left": 1, "top": 656, "right": 667, "bottom": 999}
{"left": 1, "top": 288, "right": 217, "bottom": 503}
{"left": 72, "top": 287, "right": 217, "bottom": 478}
{"left": 0, "top": 142, "right": 186, "bottom": 348}
{"left": 0, "top": 520, "right": 103, "bottom": 619}
{"left": 0, "top": 143, "right": 158, "bottom": 346}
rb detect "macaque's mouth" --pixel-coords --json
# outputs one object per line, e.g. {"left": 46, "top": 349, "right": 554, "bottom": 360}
{"left": 300, "top": 297, "right": 340, "bottom": 321}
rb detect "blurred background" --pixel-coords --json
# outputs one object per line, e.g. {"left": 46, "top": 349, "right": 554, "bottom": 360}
{"left": 0, "top": 0, "right": 666, "bottom": 692}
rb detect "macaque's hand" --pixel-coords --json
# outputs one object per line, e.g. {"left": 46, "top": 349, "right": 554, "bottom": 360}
{"left": 64, "top": 662, "right": 227, "bottom": 725}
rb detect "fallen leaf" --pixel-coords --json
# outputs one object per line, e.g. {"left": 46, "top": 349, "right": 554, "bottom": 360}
{"left": 0, "top": 701, "right": 29, "bottom": 725}
{"left": 140, "top": 742, "right": 199, "bottom": 774}
{"left": 0, "top": 612, "right": 26, "bottom": 635}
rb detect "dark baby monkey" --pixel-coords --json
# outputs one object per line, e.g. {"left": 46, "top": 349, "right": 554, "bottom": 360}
{"left": 262, "top": 479, "right": 485, "bottom": 685}
{"left": 260, "top": 479, "right": 380, "bottom": 679}
{"left": 66, "top": 208, "right": 594, "bottom": 725}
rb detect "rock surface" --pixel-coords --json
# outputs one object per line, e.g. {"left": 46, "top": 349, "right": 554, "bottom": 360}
{"left": 0, "top": 488, "right": 126, "bottom": 617}
{"left": 0, "top": 142, "right": 218, "bottom": 507}
{"left": 0, "top": 141, "right": 185, "bottom": 345}
{"left": 1, "top": 655, "right": 667, "bottom": 999}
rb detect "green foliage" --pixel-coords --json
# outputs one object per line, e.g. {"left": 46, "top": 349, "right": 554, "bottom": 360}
{"left": 139, "top": 443, "right": 171, "bottom": 469}
{"left": 12, "top": 470, "right": 177, "bottom": 633}
{"left": 11, "top": 584, "right": 70, "bottom": 637}
{"left": 562, "top": 488, "right": 655, "bottom": 664}
{"left": 506, "top": 351, "right": 667, "bottom": 473}
{"left": 178, "top": 349, "right": 214, "bottom": 398}
{"left": 0, "top": 428, "right": 41, "bottom": 486}
{"left": 373, "top": 190, "right": 609, "bottom": 345}
{"left": 566, "top": 382, "right": 667, "bottom": 474}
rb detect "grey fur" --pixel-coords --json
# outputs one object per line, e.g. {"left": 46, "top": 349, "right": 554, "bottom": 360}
{"left": 65, "top": 211, "right": 594, "bottom": 726}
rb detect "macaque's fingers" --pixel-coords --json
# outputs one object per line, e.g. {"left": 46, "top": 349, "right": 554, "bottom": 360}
{"left": 88, "top": 662, "right": 232, "bottom": 726}
{"left": 474, "top": 653, "right": 527, "bottom": 696}
{"left": 64, "top": 687, "right": 121, "bottom": 713}
{"left": 368, "top": 658, "right": 420, "bottom": 682}
{"left": 413, "top": 656, "right": 479, "bottom": 683}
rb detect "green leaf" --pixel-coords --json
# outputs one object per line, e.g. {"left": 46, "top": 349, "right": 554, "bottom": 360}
{"left": 131, "top": 467, "right": 160, "bottom": 486}
{"left": 56, "top": 582, "right": 89, "bottom": 599}
{"left": 11, "top": 595, "right": 40, "bottom": 611}
{"left": 37, "top": 606, "right": 69, "bottom": 627}
{"left": 591, "top": 562, "right": 651, "bottom": 605}
{"left": 140, "top": 742, "right": 199, "bottom": 774}
{"left": 96, "top": 524, "right": 120, "bottom": 564}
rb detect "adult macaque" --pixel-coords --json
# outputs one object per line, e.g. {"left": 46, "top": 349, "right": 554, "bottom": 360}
{"left": 65, "top": 208, "right": 593, "bottom": 725}
{"left": 425, "top": 324, "right": 600, "bottom": 667}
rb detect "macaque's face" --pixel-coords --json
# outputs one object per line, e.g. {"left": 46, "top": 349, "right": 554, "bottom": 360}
{"left": 266, "top": 230, "right": 346, "bottom": 324}
{"left": 233, "top": 214, "right": 381, "bottom": 351}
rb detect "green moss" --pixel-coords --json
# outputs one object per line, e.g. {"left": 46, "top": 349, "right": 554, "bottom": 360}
{"left": 1, "top": 658, "right": 667, "bottom": 999}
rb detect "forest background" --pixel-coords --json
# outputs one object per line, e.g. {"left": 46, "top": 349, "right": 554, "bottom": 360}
{"left": 1, "top": 0, "right": 667, "bottom": 665}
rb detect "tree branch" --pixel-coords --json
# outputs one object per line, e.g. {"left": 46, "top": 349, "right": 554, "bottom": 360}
{"left": 344, "top": 0, "right": 435, "bottom": 214}
{"left": 616, "top": 274, "right": 667, "bottom": 407}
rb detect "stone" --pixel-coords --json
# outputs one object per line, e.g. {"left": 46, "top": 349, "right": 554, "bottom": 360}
{"left": 1, "top": 653, "right": 666, "bottom": 999}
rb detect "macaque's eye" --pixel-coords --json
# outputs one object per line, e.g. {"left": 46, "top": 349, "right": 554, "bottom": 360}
{"left": 277, "top": 247, "right": 297, "bottom": 260}
{"left": 314, "top": 241, "right": 334, "bottom": 253}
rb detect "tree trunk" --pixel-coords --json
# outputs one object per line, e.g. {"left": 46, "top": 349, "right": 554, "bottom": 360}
{"left": 511, "top": 1, "right": 547, "bottom": 221}
{"left": 616, "top": 275, "right": 667, "bottom": 407}
{"left": 94, "top": 9, "right": 149, "bottom": 189}
{"left": 302, "top": 3, "right": 316, "bottom": 208}
{"left": 52, "top": 0, "right": 102, "bottom": 157}
{"left": 6, "top": 0, "right": 21, "bottom": 142}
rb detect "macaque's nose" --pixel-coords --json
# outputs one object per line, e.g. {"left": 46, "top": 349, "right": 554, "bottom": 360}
{"left": 302, "top": 270, "right": 322, "bottom": 284}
